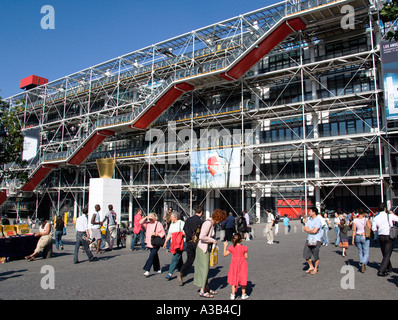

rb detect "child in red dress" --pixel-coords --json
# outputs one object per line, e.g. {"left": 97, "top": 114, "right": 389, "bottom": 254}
{"left": 223, "top": 233, "right": 249, "bottom": 300}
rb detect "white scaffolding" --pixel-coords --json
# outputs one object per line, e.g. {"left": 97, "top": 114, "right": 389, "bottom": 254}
{"left": 1, "top": 0, "right": 389, "bottom": 223}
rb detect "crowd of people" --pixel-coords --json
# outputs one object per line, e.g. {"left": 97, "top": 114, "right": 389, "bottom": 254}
{"left": 8, "top": 199, "right": 398, "bottom": 298}
{"left": 301, "top": 203, "right": 398, "bottom": 277}
{"left": 130, "top": 206, "right": 249, "bottom": 299}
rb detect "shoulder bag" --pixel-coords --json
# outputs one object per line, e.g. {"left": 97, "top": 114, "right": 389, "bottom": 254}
{"left": 151, "top": 222, "right": 165, "bottom": 247}
{"left": 388, "top": 214, "right": 398, "bottom": 239}
{"left": 364, "top": 218, "right": 374, "bottom": 239}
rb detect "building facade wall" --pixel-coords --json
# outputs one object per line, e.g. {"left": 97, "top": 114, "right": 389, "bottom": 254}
{"left": 2, "top": 0, "right": 391, "bottom": 224}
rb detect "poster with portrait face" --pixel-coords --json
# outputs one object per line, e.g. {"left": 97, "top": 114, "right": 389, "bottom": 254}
{"left": 190, "top": 148, "right": 241, "bottom": 189}
{"left": 381, "top": 41, "right": 398, "bottom": 119}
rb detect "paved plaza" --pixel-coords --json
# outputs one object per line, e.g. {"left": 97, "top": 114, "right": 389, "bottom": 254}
{"left": 0, "top": 220, "right": 397, "bottom": 301}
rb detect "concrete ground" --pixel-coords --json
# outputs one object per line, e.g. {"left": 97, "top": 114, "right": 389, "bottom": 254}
{"left": 0, "top": 220, "right": 397, "bottom": 302}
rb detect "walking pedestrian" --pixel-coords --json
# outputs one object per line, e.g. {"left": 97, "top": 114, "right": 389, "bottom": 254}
{"left": 223, "top": 233, "right": 249, "bottom": 300}
{"left": 333, "top": 212, "right": 341, "bottom": 247}
{"left": 194, "top": 209, "right": 226, "bottom": 298}
{"left": 163, "top": 207, "right": 173, "bottom": 250}
{"left": 352, "top": 208, "right": 371, "bottom": 273}
{"left": 236, "top": 212, "right": 247, "bottom": 240}
{"left": 103, "top": 204, "right": 117, "bottom": 250}
{"left": 131, "top": 209, "right": 146, "bottom": 251}
{"left": 339, "top": 219, "right": 349, "bottom": 257}
{"left": 371, "top": 203, "right": 398, "bottom": 277}
{"left": 322, "top": 213, "right": 330, "bottom": 246}
{"left": 54, "top": 215, "right": 65, "bottom": 250}
{"left": 163, "top": 212, "right": 185, "bottom": 280}
{"left": 141, "top": 213, "right": 165, "bottom": 277}
{"left": 303, "top": 206, "right": 323, "bottom": 275}
{"left": 274, "top": 212, "right": 280, "bottom": 235}
{"left": 283, "top": 215, "right": 291, "bottom": 234}
{"left": 243, "top": 211, "right": 252, "bottom": 241}
{"left": 264, "top": 209, "right": 274, "bottom": 244}
{"left": 91, "top": 204, "right": 103, "bottom": 254}
{"left": 73, "top": 208, "right": 97, "bottom": 264}
{"left": 178, "top": 205, "right": 204, "bottom": 286}
{"left": 224, "top": 212, "right": 236, "bottom": 242}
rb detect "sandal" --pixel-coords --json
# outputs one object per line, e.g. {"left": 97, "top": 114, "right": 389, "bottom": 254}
{"left": 209, "top": 290, "right": 218, "bottom": 295}
{"left": 199, "top": 292, "right": 214, "bottom": 298}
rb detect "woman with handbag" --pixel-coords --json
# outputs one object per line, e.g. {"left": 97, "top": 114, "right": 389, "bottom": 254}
{"left": 163, "top": 212, "right": 185, "bottom": 280}
{"left": 352, "top": 208, "right": 372, "bottom": 273}
{"left": 194, "top": 209, "right": 226, "bottom": 298}
{"left": 140, "top": 213, "right": 165, "bottom": 277}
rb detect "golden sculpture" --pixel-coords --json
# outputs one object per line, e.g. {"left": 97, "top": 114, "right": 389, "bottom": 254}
{"left": 96, "top": 158, "right": 115, "bottom": 178}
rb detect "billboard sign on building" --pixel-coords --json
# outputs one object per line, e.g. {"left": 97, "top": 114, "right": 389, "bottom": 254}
{"left": 381, "top": 41, "right": 398, "bottom": 119}
{"left": 22, "top": 127, "right": 40, "bottom": 165}
{"left": 190, "top": 148, "right": 241, "bottom": 189}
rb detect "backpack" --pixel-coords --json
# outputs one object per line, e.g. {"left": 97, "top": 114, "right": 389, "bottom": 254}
{"left": 191, "top": 224, "right": 202, "bottom": 244}
{"left": 237, "top": 216, "right": 247, "bottom": 232}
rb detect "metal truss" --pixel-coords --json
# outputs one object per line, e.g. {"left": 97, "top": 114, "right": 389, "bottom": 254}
{"left": 1, "top": 0, "right": 389, "bottom": 222}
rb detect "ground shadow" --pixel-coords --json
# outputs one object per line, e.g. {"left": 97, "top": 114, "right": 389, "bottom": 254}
{"left": 0, "top": 269, "right": 28, "bottom": 282}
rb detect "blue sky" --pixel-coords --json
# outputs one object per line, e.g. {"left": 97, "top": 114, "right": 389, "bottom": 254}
{"left": 0, "top": 0, "right": 276, "bottom": 99}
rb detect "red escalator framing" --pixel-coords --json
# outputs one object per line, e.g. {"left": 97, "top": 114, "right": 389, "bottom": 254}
{"left": 220, "top": 17, "right": 306, "bottom": 81}
{"left": 68, "top": 129, "right": 115, "bottom": 165}
{"left": 0, "top": 190, "right": 7, "bottom": 206}
{"left": 133, "top": 82, "right": 195, "bottom": 129}
{"left": 16, "top": 16, "right": 306, "bottom": 194}
{"left": 21, "top": 164, "right": 59, "bottom": 192}
{"left": 19, "top": 129, "right": 114, "bottom": 194}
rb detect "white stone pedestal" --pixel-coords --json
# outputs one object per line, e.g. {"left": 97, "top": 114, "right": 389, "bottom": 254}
{"left": 88, "top": 178, "right": 122, "bottom": 227}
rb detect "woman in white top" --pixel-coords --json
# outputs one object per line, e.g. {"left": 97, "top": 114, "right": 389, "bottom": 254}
{"left": 333, "top": 213, "right": 341, "bottom": 247}
{"left": 163, "top": 212, "right": 185, "bottom": 280}
{"left": 352, "top": 208, "right": 372, "bottom": 273}
{"left": 25, "top": 219, "right": 52, "bottom": 261}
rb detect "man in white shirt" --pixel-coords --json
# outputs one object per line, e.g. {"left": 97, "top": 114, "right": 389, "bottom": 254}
{"left": 243, "top": 211, "right": 252, "bottom": 241}
{"left": 74, "top": 208, "right": 97, "bottom": 264}
{"left": 372, "top": 202, "right": 398, "bottom": 276}
{"left": 264, "top": 209, "right": 275, "bottom": 244}
{"left": 103, "top": 204, "right": 117, "bottom": 251}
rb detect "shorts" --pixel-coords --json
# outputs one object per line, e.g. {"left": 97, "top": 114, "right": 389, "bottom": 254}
{"left": 91, "top": 228, "right": 102, "bottom": 241}
{"left": 303, "top": 240, "right": 322, "bottom": 261}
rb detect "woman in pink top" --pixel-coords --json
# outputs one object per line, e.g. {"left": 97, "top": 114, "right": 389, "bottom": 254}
{"left": 352, "top": 208, "right": 372, "bottom": 273}
{"left": 194, "top": 209, "right": 226, "bottom": 298}
{"left": 140, "top": 213, "right": 166, "bottom": 277}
